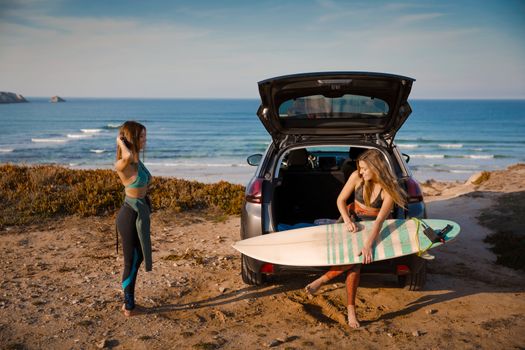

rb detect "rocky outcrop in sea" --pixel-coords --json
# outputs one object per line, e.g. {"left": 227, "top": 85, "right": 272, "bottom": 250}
{"left": 50, "top": 96, "right": 66, "bottom": 103}
{"left": 0, "top": 92, "right": 28, "bottom": 104}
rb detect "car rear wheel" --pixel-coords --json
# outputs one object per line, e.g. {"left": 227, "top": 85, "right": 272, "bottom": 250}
{"left": 398, "top": 257, "right": 427, "bottom": 291}
{"left": 241, "top": 254, "right": 266, "bottom": 286}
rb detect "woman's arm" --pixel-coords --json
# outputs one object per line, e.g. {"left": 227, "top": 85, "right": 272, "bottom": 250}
{"left": 114, "top": 137, "right": 133, "bottom": 172}
{"left": 337, "top": 171, "right": 360, "bottom": 232}
{"left": 360, "top": 192, "right": 394, "bottom": 264}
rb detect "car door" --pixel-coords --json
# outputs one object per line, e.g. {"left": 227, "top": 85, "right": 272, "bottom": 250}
{"left": 256, "top": 71, "right": 415, "bottom": 148}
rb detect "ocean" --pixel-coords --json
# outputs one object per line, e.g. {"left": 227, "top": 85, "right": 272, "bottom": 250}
{"left": 1, "top": 98, "right": 524, "bottom": 184}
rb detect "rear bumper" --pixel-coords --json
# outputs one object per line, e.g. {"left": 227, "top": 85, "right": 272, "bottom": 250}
{"left": 246, "top": 254, "right": 418, "bottom": 276}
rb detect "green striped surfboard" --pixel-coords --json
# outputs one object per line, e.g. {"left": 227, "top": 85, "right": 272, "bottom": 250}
{"left": 232, "top": 219, "right": 460, "bottom": 266}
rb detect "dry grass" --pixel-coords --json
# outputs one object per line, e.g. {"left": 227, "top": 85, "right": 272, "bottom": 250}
{"left": 0, "top": 164, "right": 245, "bottom": 228}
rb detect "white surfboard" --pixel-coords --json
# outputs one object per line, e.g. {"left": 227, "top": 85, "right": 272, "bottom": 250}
{"left": 232, "top": 219, "right": 460, "bottom": 266}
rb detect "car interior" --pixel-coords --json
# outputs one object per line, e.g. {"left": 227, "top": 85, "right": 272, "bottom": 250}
{"left": 273, "top": 146, "right": 368, "bottom": 226}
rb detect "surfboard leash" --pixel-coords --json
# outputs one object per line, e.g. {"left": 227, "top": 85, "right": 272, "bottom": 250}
{"left": 411, "top": 217, "right": 456, "bottom": 257}
{"left": 411, "top": 218, "right": 436, "bottom": 257}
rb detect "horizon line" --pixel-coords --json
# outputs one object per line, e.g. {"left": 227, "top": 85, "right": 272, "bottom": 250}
{"left": 14, "top": 96, "right": 525, "bottom": 101}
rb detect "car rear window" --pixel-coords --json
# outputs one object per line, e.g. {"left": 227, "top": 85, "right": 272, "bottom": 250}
{"left": 278, "top": 95, "right": 389, "bottom": 119}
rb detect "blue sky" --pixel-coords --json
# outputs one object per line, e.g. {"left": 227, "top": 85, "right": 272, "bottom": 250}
{"left": 1, "top": 0, "right": 524, "bottom": 98}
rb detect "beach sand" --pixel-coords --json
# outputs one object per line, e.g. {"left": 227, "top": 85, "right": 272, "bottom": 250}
{"left": 1, "top": 165, "right": 524, "bottom": 349}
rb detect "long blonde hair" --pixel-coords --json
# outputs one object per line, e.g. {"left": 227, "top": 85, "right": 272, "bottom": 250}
{"left": 116, "top": 121, "right": 146, "bottom": 161}
{"left": 356, "top": 149, "right": 406, "bottom": 208}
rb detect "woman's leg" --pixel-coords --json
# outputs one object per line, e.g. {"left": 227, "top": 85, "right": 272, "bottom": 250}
{"left": 133, "top": 199, "right": 152, "bottom": 271}
{"left": 345, "top": 264, "right": 361, "bottom": 328}
{"left": 116, "top": 205, "right": 144, "bottom": 316}
{"left": 305, "top": 265, "right": 353, "bottom": 294}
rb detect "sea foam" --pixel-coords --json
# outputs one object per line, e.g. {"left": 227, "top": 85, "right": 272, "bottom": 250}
{"left": 411, "top": 154, "right": 445, "bottom": 159}
{"left": 146, "top": 161, "right": 248, "bottom": 168}
{"left": 464, "top": 154, "right": 494, "bottom": 159}
{"left": 438, "top": 144, "right": 463, "bottom": 149}
{"left": 106, "top": 123, "right": 121, "bottom": 129}
{"left": 67, "top": 133, "right": 91, "bottom": 139}
{"left": 398, "top": 144, "right": 419, "bottom": 149}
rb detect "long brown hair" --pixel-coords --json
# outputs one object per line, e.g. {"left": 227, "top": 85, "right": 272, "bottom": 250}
{"left": 356, "top": 149, "right": 406, "bottom": 208}
{"left": 116, "top": 121, "right": 146, "bottom": 161}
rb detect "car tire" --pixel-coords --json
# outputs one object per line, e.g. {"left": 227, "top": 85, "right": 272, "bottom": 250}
{"left": 241, "top": 254, "right": 266, "bottom": 286}
{"left": 398, "top": 256, "right": 427, "bottom": 291}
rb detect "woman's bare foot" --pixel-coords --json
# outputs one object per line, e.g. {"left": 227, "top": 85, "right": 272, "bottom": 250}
{"left": 305, "top": 276, "right": 328, "bottom": 295}
{"left": 347, "top": 305, "right": 360, "bottom": 328}
{"left": 121, "top": 304, "right": 143, "bottom": 317}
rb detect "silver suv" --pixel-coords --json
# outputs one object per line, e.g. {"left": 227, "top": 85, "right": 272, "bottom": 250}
{"left": 240, "top": 72, "right": 427, "bottom": 290}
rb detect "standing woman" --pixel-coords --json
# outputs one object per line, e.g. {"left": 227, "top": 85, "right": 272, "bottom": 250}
{"left": 305, "top": 149, "right": 406, "bottom": 328}
{"left": 115, "top": 121, "right": 152, "bottom": 317}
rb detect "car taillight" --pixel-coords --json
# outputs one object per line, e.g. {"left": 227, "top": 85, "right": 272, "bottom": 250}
{"left": 406, "top": 178, "right": 424, "bottom": 203}
{"left": 245, "top": 177, "right": 263, "bottom": 204}
{"left": 260, "top": 263, "right": 274, "bottom": 274}
{"left": 396, "top": 265, "right": 410, "bottom": 275}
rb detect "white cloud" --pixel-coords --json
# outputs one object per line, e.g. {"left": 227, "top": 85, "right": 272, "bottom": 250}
{"left": 396, "top": 12, "right": 444, "bottom": 25}
{"left": 0, "top": 15, "right": 217, "bottom": 96}
{"left": 0, "top": 2, "right": 524, "bottom": 98}
{"left": 384, "top": 2, "right": 436, "bottom": 11}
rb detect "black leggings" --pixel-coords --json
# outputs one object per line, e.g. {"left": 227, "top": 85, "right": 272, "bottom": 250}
{"left": 116, "top": 204, "right": 144, "bottom": 310}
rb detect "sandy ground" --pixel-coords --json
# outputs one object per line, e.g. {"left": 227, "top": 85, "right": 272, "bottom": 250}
{"left": 1, "top": 165, "right": 525, "bottom": 350}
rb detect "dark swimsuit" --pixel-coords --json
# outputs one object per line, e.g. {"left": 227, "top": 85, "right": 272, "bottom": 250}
{"left": 116, "top": 160, "right": 152, "bottom": 311}
{"left": 355, "top": 185, "right": 383, "bottom": 209}
{"left": 347, "top": 185, "right": 383, "bottom": 221}
{"left": 125, "top": 160, "right": 151, "bottom": 189}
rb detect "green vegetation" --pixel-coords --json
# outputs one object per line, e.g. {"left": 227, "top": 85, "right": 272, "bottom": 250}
{"left": 478, "top": 191, "right": 525, "bottom": 271}
{"left": 0, "top": 164, "right": 245, "bottom": 228}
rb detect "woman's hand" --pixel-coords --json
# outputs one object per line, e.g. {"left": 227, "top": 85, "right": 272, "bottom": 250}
{"left": 344, "top": 219, "right": 357, "bottom": 233}
{"left": 359, "top": 244, "right": 373, "bottom": 264}
{"left": 116, "top": 136, "right": 124, "bottom": 147}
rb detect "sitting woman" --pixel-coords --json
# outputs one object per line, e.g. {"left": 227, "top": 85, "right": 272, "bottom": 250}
{"left": 305, "top": 149, "right": 406, "bottom": 328}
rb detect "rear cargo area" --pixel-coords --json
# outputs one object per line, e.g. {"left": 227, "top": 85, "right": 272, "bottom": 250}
{"left": 274, "top": 167, "right": 344, "bottom": 224}
{"left": 272, "top": 147, "right": 364, "bottom": 226}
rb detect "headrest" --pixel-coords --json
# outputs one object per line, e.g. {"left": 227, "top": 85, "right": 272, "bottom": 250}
{"left": 287, "top": 148, "right": 308, "bottom": 168}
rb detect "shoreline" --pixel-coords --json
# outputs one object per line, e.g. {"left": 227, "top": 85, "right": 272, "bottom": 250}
{"left": 3, "top": 161, "right": 523, "bottom": 185}
{"left": 74, "top": 162, "right": 256, "bottom": 185}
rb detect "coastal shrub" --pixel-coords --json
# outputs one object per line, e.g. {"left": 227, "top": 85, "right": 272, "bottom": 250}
{"left": 148, "top": 177, "right": 244, "bottom": 214}
{"left": 0, "top": 164, "right": 245, "bottom": 228}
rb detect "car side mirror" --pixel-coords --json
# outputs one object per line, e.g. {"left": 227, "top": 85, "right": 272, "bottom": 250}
{"left": 247, "top": 154, "right": 263, "bottom": 166}
{"left": 402, "top": 153, "right": 410, "bottom": 163}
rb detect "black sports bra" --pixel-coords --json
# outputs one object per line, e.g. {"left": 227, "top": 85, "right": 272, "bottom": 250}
{"left": 355, "top": 185, "right": 383, "bottom": 209}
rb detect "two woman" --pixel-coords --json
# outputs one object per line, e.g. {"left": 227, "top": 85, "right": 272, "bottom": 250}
{"left": 113, "top": 127, "right": 402, "bottom": 325}
{"left": 305, "top": 149, "right": 406, "bottom": 328}
{"left": 115, "top": 121, "right": 152, "bottom": 317}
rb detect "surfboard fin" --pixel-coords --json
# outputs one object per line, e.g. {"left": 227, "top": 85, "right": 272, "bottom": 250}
{"left": 423, "top": 224, "right": 453, "bottom": 243}
{"left": 422, "top": 226, "right": 441, "bottom": 243}
{"left": 438, "top": 224, "right": 454, "bottom": 238}
{"left": 419, "top": 252, "right": 435, "bottom": 260}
